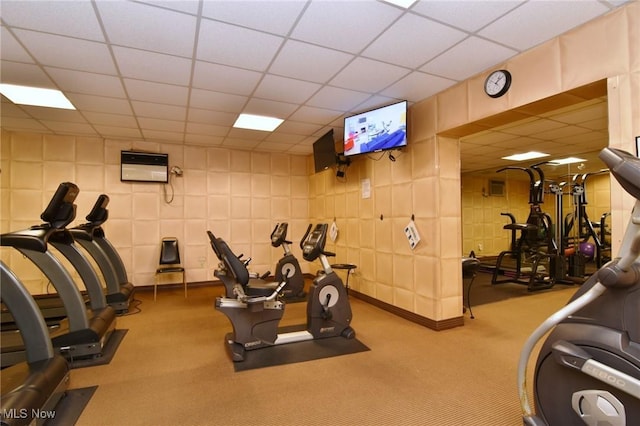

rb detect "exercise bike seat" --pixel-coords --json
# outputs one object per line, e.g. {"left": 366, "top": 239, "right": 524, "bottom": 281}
{"left": 207, "top": 232, "right": 279, "bottom": 298}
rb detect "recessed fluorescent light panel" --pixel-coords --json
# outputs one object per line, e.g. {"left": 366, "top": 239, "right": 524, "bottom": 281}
{"left": 502, "top": 151, "right": 549, "bottom": 162}
{"left": 383, "top": 0, "right": 417, "bottom": 8}
{"left": 0, "top": 83, "right": 75, "bottom": 110}
{"left": 233, "top": 113, "right": 283, "bottom": 132}
{"left": 550, "top": 157, "right": 586, "bottom": 165}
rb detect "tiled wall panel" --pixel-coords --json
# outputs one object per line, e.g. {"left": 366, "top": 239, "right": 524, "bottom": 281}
{"left": 1, "top": 135, "right": 311, "bottom": 293}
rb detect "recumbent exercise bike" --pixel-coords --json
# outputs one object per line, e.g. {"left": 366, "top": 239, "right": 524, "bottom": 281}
{"left": 212, "top": 223, "right": 355, "bottom": 362}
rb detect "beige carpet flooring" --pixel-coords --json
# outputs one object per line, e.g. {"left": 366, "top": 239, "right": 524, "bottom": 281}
{"left": 68, "top": 283, "right": 578, "bottom": 426}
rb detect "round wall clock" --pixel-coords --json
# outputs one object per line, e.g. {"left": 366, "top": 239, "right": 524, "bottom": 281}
{"left": 484, "top": 69, "right": 512, "bottom": 98}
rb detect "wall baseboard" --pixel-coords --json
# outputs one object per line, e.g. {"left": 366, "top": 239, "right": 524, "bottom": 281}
{"left": 138, "top": 277, "right": 464, "bottom": 331}
{"left": 348, "top": 289, "right": 464, "bottom": 331}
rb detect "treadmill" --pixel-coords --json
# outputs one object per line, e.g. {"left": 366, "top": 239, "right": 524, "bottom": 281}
{"left": 70, "top": 194, "right": 135, "bottom": 313}
{"left": 1, "top": 261, "right": 70, "bottom": 426}
{"left": 0, "top": 182, "right": 116, "bottom": 367}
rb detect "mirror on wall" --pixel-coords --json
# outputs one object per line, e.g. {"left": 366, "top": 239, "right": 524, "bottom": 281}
{"left": 460, "top": 94, "right": 611, "bottom": 280}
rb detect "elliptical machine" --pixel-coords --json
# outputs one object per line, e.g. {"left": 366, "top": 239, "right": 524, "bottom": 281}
{"left": 267, "top": 223, "right": 305, "bottom": 299}
{"left": 517, "top": 147, "right": 640, "bottom": 425}
{"left": 213, "top": 223, "right": 355, "bottom": 362}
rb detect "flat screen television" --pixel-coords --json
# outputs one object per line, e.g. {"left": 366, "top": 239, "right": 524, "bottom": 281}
{"left": 313, "top": 129, "right": 337, "bottom": 173}
{"left": 343, "top": 100, "right": 407, "bottom": 157}
{"left": 121, "top": 151, "right": 169, "bottom": 183}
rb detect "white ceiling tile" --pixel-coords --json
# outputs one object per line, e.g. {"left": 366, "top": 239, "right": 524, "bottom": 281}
{"left": 113, "top": 46, "right": 193, "bottom": 86}
{"left": 269, "top": 40, "right": 354, "bottom": 83}
{"left": 411, "top": 1, "right": 523, "bottom": 32}
{"left": 306, "top": 86, "right": 371, "bottom": 111}
{"left": 136, "top": 1, "right": 201, "bottom": 15}
{"left": 288, "top": 106, "right": 344, "bottom": 125}
{"left": 330, "top": 58, "right": 409, "bottom": 93}
{"left": 184, "top": 133, "right": 224, "bottom": 146}
{"left": 242, "top": 98, "right": 298, "bottom": 118}
{"left": 142, "top": 129, "right": 184, "bottom": 142}
{"left": 133, "top": 101, "right": 187, "bottom": 121}
{"left": 96, "top": 1, "right": 197, "bottom": 56}
{"left": 1, "top": 0, "right": 105, "bottom": 41}
{"left": 65, "top": 93, "right": 133, "bottom": 115}
{"left": 380, "top": 71, "right": 456, "bottom": 102}
{"left": 421, "top": 37, "right": 517, "bottom": 81}
{"left": 0, "top": 116, "right": 49, "bottom": 132}
{"left": 479, "top": 1, "right": 610, "bottom": 51}
{"left": 253, "top": 75, "right": 321, "bottom": 104}
{"left": 20, "top": 106, "right": 88, "bottom": 123}
{"left": 12, "top": 29, "right": 116, "bottom": 74}
{"left": 288, "top": 143, "right": 314, "bottom": 155}
{"left": 255, "top": 141, "right": 299, "bottom": 153}
{"left": 186, "top": 122, "right": 229, "bottom": 137}
{"left": 0, "top": 0, "right": 622, "bottom": 160}
{"left": 189, "top": 88, "right": 247, "bottom": 113}
{"left": 504, "top": 118, "right": 566, "bottom": 136}
{"left": 264, "top": 132, "right": 306, "bottom": 144}
{"left": 138, "top": 117, "right": 185, "bottom": 133}
{"left": 346, "top": 95, "right": 400, "bottom": 115}
{"left": 201, "top": 1, "right": 305, "bottom": 36}
{"left": 291, "top": 1, "right": 402, "bottom": 53}
{"left": 197, "top": 19, "right": 284, "bottom": 71}
{"left": 227, "top": 128, "right": 269, "bottom": 141}
{"left": 46, "top": 68, "right": 126, "bottom": 98}
{"left": 222, "top": 137, "right": 262, "bottom": 149}
{"left": 187, "top": 108, "right": 237, "bottom": 126}
{"left": 579, "top": 117, "right": 608, "bottom": 131}
{"left": 93, "top": 125, "right": 142, "bottom": 139}
{"left": 0, "top": 100, "right": 30, "bottom": 118}
{"left": 276, "top": 120, "right": 323, "bottom": 136}
{"left": 536, "top": 125, "right": 594, "bottom": 141}
{"left": 550, "top": 102, "right": 608, "bottom": 125}
{"left": 362, "top": 13, "right": 466, "bottom": 68}
{"left": 83, "top": 111, "right": 139, "bottom": 128}
{"left": 40, "top": 121, "right": 97, "bottom": 135}
{"left": 0, "top": 61, "right": 55, "bottom": 87}
{"left": 192, "top": 61, "right": 262, "bottom": 95}
{"left": 1, "top": 27, "right": 34, "bottom": 62}
{"left": 123, "top": 79, "right": 190, "bottom": 106}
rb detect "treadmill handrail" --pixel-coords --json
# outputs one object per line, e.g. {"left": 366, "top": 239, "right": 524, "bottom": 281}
{"left": 0, "top": 261, "right": 54, "bottom": 363}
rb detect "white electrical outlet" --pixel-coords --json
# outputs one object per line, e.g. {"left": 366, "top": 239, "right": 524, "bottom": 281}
{"left": 478, "top": 243, "right": 483, "bottom": 251}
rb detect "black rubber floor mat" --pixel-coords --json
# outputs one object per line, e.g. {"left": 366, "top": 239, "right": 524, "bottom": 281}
{"left": 46, "top": 385, "right": 98, "bottom": 425}
{"left": 232, "top": 332, "right": 369, "bottom": 372}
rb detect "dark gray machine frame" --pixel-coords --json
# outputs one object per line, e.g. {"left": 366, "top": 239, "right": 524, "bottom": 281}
{"left": 518, "top": 147, "right": 640, "bottom": 425}
{"left": 1, "top": 261, "right": 70, "bottom": 426}
{"left": 213, "top": 223, "right": 355, "bottom": 362}
{"left": 71, "top": 194, "right": 135, "bottom": 313}
{"left": 0, "top": 182, "right": 116, "bottom": 367}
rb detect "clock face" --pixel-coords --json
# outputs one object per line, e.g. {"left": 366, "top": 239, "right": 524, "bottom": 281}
{"left": 485, "top": 70, "right": 511, "bottom": 98}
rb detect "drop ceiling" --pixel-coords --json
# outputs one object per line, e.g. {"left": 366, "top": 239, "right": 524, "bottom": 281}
{"left": 0, "top": 0, "right": 627, "bottom": 160}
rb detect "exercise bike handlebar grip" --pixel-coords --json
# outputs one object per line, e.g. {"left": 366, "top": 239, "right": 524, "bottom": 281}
{"left": 500, "top": 212, "right": 516, "bottom": 223}
{"left": 300, "top": 224, "right": 313, "bottom": 250}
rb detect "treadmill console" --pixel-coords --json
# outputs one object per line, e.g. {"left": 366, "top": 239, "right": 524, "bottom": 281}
{"left": 85, "top": 194, "right": 109, "bottom": 226}
{"left": 39, "top": 182, "right": 79, "bottom": 229}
